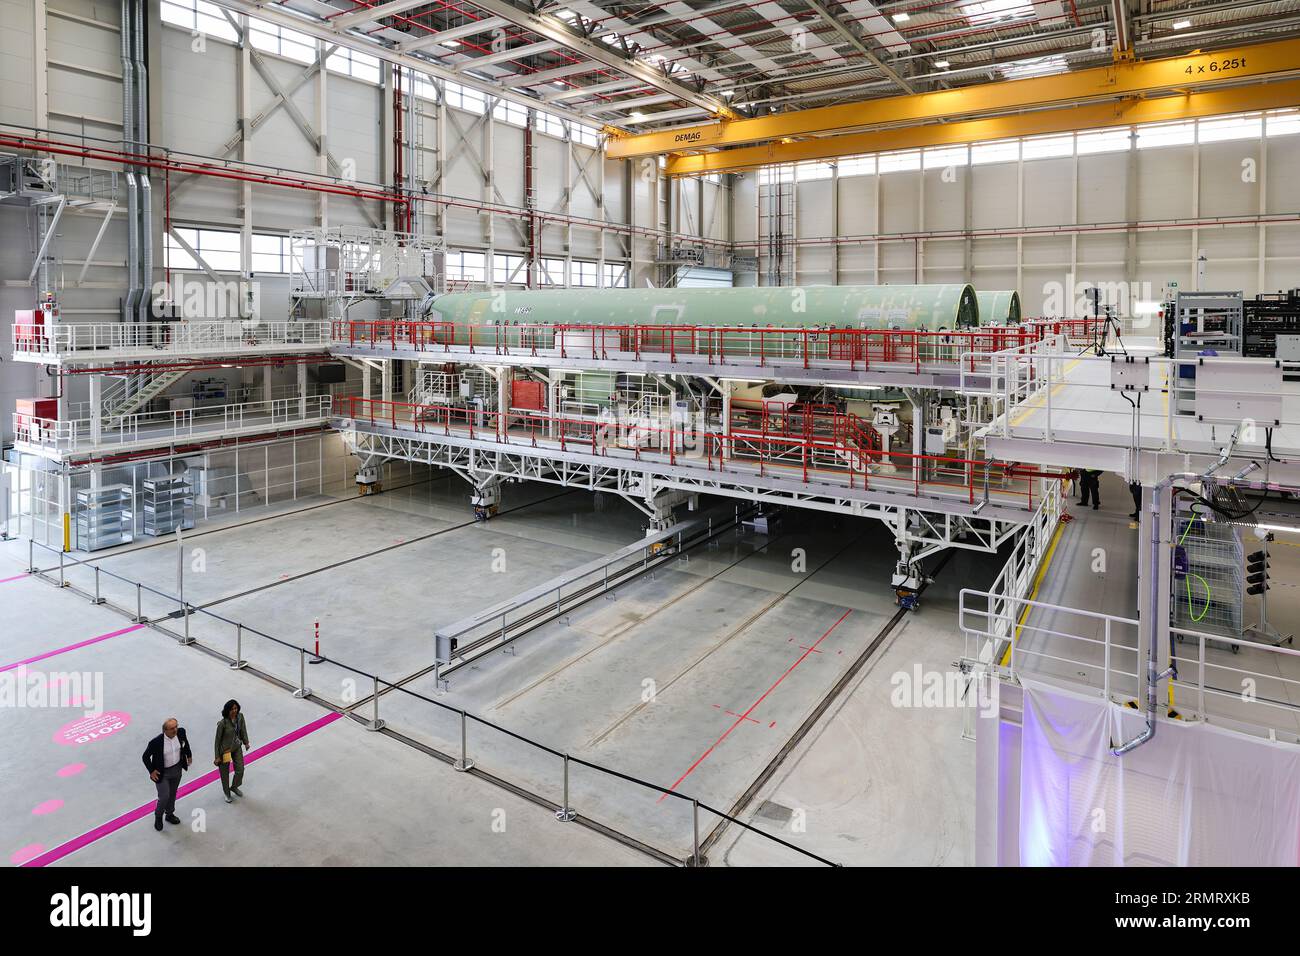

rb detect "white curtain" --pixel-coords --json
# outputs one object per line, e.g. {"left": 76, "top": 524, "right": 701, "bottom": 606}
{"left": 1016, "top": 679, "right": 1300, "bottom": 866}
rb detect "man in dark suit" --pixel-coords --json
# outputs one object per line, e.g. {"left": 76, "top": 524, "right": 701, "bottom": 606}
{"left": 142, "top": 717, "right": 192, "bottom": 832}
{"left": 1078, "top": 469, "right": 1103, "bottom": 510}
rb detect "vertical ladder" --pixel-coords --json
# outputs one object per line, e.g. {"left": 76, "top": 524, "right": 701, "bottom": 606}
{"left": 758, "top": 165, "right": 796, "bottom": 286}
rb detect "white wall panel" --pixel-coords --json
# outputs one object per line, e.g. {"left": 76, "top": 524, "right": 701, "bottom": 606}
{"left": 0, "top": 0, "right": 38, "bottom": 129}
{"left": 1137, "top": 146, "right": 1194, "bottom": 221}
{"left": 970, "top": 163, "right": 1018, "bottom": 229}
{"left": 878, "top": 171, "right": 920, "bottom": 234}
{"left": 1077, "top": 153, "right": 1127, "bottom": 223}
{"left": 922, "top": 168, "right": 965, "bottom": 232}
{"left": 837, "top": 174, "right": 876, "bottom": 236}
{"left": 1199, "top": 140, "right": 1260, "bottom": 219}
{"left": 1023, "top": 158, "right": 1072, "bottom": 228}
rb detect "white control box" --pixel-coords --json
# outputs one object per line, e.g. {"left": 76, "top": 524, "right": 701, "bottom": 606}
{"left": 1110, "top": 355, "right": 1150, "bottom": 391}
{"left": 1195, "top": 358, "right": 1283, "bottom": 425}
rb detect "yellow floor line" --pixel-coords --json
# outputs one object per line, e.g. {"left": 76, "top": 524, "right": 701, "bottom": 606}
{"left": 1009, "top": 357, "right": 1083, "bottom": 428}
{"left": 998, "top": 517, "right": 1067, "bottom": 667}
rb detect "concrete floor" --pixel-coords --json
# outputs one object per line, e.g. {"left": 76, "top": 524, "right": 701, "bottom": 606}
{"left": 712, "top": 545, "right": 991, "bottom": 866}
{"left": 3, "top": 471, "right": 1003, "bottom": 866}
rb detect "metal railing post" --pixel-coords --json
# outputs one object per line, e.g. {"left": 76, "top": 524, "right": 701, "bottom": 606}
{"left": 179, "top": 602, "right": 194, "bottom": 645}
{"left": 555, "top": 754, "right": 576, "bottom": 822}
{"left": 692, "top": 799, "right": 702, "bottom": 866}
{"left": 92, "top": 566, "right": 104, "bottom": 605}
{"left": 1102, "top": 617, "right": 1111, "bottom": 702}
{"left": 292, "top": 648, "right": 312, "bottom": 699}
{"left": 453, "top": 710, "right": 474, "bottom": 771}
{"left": 1198, "top": 635, "right": 1206, "bottom": 717}
{"left": 366, "top": 676, "right": 386, "bottom": 731}
{"left": 58, "top": 550, "right": 66, "bottom": 588}
{"left": 28, "top": 539, "right": 35, "bottom": 572}
{"left": 230, "top": 623, "right": 247, "bottom": 670}
{"left": 134, "top": 582, "right": 145, "bottom": 622}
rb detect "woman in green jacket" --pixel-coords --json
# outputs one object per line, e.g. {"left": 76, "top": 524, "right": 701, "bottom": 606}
{"left": 214, "top": 699, "right": 250, "bottom": 804}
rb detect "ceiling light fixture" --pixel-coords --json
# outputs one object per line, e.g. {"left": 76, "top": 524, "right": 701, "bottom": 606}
{"left": 893, "top": 11, "right": 910, "bottom": 22}
{"left": 1172, "top": 18, "right": 1191, "bottom": 29}
{"left": 934, "top": 59, "right": 950, "bottom": 68}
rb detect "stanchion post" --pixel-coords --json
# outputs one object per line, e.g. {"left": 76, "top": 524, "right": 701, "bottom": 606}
{"left": 134, "top": 582, "right": 145, "bottom": 623}
{"left": 365, "top": 676, "right": 386, "bottom": 731}
{"left": 179, "top": 603, "right": 194, "bottom": 645}
{"left": 453, "top": 710, "right": 474, "bottom": 771}
{"left": 92, "top": 566, "right": 104, "bottom": 605}
{"left": 555, "top": 754, "right": 576, "bottom": 822}
{"left": 58, "top": 550, "right": 66, "bottom": 588}
{"left": 230, "top": 623, "right": 247, "bottom": 670}
{"left": 292, "top": 648, "right": 312, "bottom": 699}
{"left": 691, "top": 799, "right": 702, "bottom": 867}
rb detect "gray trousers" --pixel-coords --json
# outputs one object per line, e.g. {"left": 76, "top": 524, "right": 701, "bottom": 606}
{"left": 219, "top": 747, "right": 245, "bottom": 795}
{"left": 154, "top": 763, "right": 182, "bottom": 820}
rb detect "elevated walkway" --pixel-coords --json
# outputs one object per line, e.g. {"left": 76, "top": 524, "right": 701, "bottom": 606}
{"left": 982, "top": 336, "right": 1300, "bottom": 475}
{"left": 13, "top": 320, "right": 331, "bottom": 366}
{"left": 14, "top": 395, "right": 333, "bottom": 463}
{"left": 961, "top": 477, "right": 1300, "bottom": 743}
{"left": 330, "top": 319, "right": 1035, "bottom": 390}
{"left": 333, "top": 396, "right": 1057, "bottom": 556}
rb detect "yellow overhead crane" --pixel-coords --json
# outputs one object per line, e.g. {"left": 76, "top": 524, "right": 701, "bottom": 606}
{"left": 603, "top": 37, "right": 1300, "bottom": 176}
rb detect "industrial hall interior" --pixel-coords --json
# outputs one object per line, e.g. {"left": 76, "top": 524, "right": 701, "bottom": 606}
{"left": 3, "top": 0, "right": 1300, "bottom": 871}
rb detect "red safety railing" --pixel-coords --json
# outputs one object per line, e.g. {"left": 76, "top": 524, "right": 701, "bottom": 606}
{"left": 342, "top": 395, "right": 1062, "bottom": 510}
{"left": 332, "top": 320, "right": 1037, "bottom": 372}
{"left": 1022, "top": 317, "right": 1105, "bottom": 341}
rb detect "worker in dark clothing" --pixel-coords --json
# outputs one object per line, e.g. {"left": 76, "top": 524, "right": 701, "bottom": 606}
{"left": 1077, "top": 469, "right": 1102, "bottom": 510}
{"left": 1128, "top": 481, "right": 1142, "bottom": 520}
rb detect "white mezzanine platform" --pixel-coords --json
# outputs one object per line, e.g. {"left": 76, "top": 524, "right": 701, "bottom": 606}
{"left": 984, "top": 339, "right": 1300, "bottom": 473}
{"left": 961, "top": 477, "right": 1300, "bottom": 743}
{"left": 15, "top": 396, "right": 334, "bottom": 463}
{"left": 331, "top": 340, "right": 1007, "bottom": 392}
{"left": 12, "top": 320, "right": 332, "bottom": 366}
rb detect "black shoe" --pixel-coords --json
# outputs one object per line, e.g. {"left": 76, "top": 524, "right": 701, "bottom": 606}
{"left": 165, "top": 813, "right": 181, "bottom": 825}
{"left": 154, "top": 818, "right": 163, "bottom": 832}
{"left": 1093, "top": 504, "right": 1099, "bottom": 510}
{"left": 1129, "top": 512, "right": 1139, "bottom": 520}
{"left": 1077, "top": 500, "right": 1087, "bottom": 506}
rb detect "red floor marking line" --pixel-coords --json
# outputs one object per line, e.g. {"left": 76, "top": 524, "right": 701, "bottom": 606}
{"left": 0, "top": 624, "right": 146, "bottom": 673}
{"left": 21, "top": 711, "right": 342, "bottom": 868}
{"left": 0, "top": 573, "right": 30, "bottom": 585}
{"left": 657, "top": 608, "right": 853, "bottom": 803}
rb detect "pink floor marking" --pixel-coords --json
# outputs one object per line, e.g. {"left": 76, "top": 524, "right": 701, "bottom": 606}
{"left": 20, "top": 711, "right": 342, "bottom": 867}
{"left": 0, "top": 623, "right": 145, "bottom": 673}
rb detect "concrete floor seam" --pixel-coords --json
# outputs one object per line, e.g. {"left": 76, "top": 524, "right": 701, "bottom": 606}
{"left": 580, "top": 530, "right": 873, "bottom": 750}
{"left": 20, "top": 561, "right": 685, "bottom": 868}
{"left": 192, "top": 488, "right": 577, "bottom": 612}
{"left": 488, "top": 528, "right": 799, "bottom": 715}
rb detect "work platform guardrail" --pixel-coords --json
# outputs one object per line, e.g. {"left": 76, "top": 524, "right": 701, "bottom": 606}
{"left": 435, "top": 505, "right": 750, "bottom": 673}
{"left": 332, "top": 319, "right": 1036, "bottom": 376}
{"left": 340, "top": 395, "right": 1062, "bottom": 513}
{"left": 977, "top": 335, "right": 1300, "bottom": 459}
{"left": 14, "top": 395, "right": 332, "bottom": 456}
{"left": 13, "top": 319, "right": 331, "bottom": 361}
{"left": 24, "top": 538, "right": 834, "bottom": 867}
{"left": 959, "top": 588, "right": 1300, "bottom": 743}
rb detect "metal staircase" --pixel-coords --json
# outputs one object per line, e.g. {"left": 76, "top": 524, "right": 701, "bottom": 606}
{"left": 101, "top": 368, "right": 187, "bottom": 418}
